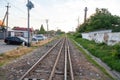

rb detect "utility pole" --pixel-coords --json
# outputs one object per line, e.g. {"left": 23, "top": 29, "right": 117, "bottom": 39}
{"left": 6, "top": 3, "right": 10, "bottom": 37}
{"left": 84, "top": 7, "right": 88, "bottom": 23}
{"left": 78, "top": 16, "right": 80, "bottom": 26}
{"left": 46, "top": 19, "right": 49, "bottom": 37}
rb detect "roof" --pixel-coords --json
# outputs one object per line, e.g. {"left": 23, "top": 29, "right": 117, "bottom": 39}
{"left": 12, "top": 27, "right": 34, "bottom": 32}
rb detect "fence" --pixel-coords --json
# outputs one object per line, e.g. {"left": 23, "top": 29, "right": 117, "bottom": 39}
{"left": 81, "top": 30, "right": 120, "bottom": 45}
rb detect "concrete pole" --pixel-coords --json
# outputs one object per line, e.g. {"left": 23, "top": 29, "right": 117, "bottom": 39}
{"left": 78, "top": 16, "right": 80, "bottom": 26}
{"left": 27, "top": 0, "right": 30, "bottom": 47}
{"left": 46, "top": 19, "right": 49, "bottom": 37}
{"left": 6, "top": 3, "right": 10, "bottom": 37}
{"left": 84, "top": 7, "right": 88, "bottom": 23}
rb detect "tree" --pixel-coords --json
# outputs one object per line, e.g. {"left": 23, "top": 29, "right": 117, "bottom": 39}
{"left": 39, "top": 24, "right": 46, "bottom": 34}
{"left": 77, "top": 8, "right": 120, "bottom": 32}
{"left": 56, "top": 29, "right": 65, "bottom": 35}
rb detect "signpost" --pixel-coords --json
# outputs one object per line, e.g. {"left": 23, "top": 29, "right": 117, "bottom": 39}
{"left": 26, "top": 0, "right": 34, "bottom": 47}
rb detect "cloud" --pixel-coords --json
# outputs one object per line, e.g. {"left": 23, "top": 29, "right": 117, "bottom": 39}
{"left": 1, "top": 0, "right": 120, "bottom": 32}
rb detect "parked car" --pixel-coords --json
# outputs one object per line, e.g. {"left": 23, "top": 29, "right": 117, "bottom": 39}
{"left": 32, "top": 35, "right": 47, "bottom": 41}
{"left": 4, "top": 36, "right": 29, "bottom": 46}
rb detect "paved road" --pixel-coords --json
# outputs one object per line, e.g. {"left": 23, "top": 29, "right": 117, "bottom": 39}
{"left": 0, "top": 40, "right": 19, "bottom": 54}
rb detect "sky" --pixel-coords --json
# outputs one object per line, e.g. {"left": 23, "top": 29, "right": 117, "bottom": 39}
{"left": 0, "top": 0, "right": 120, "bottom": 32}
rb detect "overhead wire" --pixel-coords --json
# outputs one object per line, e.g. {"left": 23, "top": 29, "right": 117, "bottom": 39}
{"left": 3, "top": 0, "right": 26, "bottom": 14}
{"left": 2, "top": 0, "right": 27, "bottom": 27}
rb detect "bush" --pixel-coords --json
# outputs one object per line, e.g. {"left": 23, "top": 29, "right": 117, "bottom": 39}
{"left": 97, "top": 42, "right": 107, "bottom": 46}
{"left": 70, "top": 36, "right": 120, "bottom": 72}
{"left": 73, "top": 33, "right": 82, "bottom": 38}
{"left": 112, "top": 44, "right": 120, "bottom": 58}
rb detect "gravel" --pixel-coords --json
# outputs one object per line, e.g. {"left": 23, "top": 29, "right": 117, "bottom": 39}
{"left": 0, "top": 38, "right": 115, "bottom": 80}
{"left": 68, "top": 39, "right": 112, "bottom": 80}
{"left": 0, "top": 39, "right": 57, "bottom": 80}
{"left": 73, "top": 39, "right": 120, "bottom": 80}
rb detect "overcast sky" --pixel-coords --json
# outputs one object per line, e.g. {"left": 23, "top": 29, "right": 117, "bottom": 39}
{"left": 0, "top": 0, "right": 120, "bottom": 32}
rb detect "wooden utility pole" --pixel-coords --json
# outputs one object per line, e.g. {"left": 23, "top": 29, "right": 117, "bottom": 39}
{"left": 84, "top": 7, "right": 88, "bottom": 23}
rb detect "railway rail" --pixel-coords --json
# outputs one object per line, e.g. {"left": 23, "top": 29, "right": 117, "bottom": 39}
{"left": 18, "top": 37, "right": 112, "bottom": 80}
{"left": 0, "top": 36, "right": 112, "bottom": 80}
{"left": 19, "top": 37, "right": 75, "bottom": 80}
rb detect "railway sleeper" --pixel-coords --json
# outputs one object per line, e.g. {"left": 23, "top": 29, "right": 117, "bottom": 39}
{"left": 24, "top": 78, "right": 45, "bottom": 80}
{"left": 35, "top": 70, "right": 64, "bottom": 75}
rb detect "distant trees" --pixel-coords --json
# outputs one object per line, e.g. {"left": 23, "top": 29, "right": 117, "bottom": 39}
{"left": 38, "top": 24, "right": 65, "bottom": 35}
{"left": 77, "top": 8, "right": 120, "bottom": 32}
{"left": 56, "top": 29, "right": 65, "bottom": 35}
{"left": 38, "top": 24, "right": 46, "bottom": 34}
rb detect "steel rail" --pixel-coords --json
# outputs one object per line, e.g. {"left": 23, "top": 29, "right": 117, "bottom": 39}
{"left": 64, "top": 38, "right": 68, "bottom": 80}
{"left": 19, "top": 38, "right": 63, "bottom": 80}
{"left": 48, "top": 38, "right": 65, "bottom": 80}
{"left": 67, "top": 39, "right": 74, "bottom": 80}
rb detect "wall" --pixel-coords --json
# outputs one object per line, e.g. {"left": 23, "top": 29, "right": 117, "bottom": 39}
{"left": 81, "top": 30, "right": 120, "bottom": 45}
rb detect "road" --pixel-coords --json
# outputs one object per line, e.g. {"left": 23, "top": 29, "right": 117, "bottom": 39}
{"left": 0, "top": 40, "right": 19, "bottom": 54}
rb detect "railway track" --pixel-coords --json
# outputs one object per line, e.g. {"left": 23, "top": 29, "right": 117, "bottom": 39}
{"left": 19, "top": 37, "right": 75, "bottom": 80}
{"left": 1, "top": 37, "right": 112, "bottom": 80}
{"left": 18, "top": 37, "right": 112, "bottom": 80}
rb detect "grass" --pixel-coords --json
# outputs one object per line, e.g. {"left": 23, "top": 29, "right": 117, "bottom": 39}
{"left": 70, "top": 39, "right": 114, "bottom": 80}
{"left": 68, "top": 35, "right": 116, "bottom": 79}
{"left": 74, "top": 38, "right": 120, "bottom": 72}
{"left": 0, "top": 38, "right": 53, "bottom": 66}
{"left": 0, "top": 46, "right": 33, "bottom": 66}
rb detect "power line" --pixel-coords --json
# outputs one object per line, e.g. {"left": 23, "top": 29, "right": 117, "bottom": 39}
{"left": 3, "top": 0, "right": 26, "bottom": 14}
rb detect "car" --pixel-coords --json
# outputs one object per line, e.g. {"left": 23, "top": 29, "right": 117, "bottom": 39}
{"left": 4, "top": 36, "right": 29, "bottom": 46}
{"left": 32, "top": 35, "right": 46, "bottom": 41}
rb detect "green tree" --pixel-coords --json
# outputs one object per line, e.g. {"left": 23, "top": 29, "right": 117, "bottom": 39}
{"left": 39, "top": 24, "right": 46, "bottom": 34}
{"left": 77, "top": 8, "right": 120, "bottom": 32}
{"left": 56, "top": 29, "right": 65, "bottom": 35}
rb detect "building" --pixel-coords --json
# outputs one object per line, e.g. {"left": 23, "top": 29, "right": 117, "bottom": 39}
{"left": 9, "top": 27, "right": 34, "bottom": 38}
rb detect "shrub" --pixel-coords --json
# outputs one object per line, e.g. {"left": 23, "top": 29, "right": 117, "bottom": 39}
{"left": 70, "top": 36, "right": 120, "bottom": 72}
{"left": 97, "top": 42, "right": 107, "bottom": 46}
{"left": 113, "top": 44, "right": 120, "bottom": 58}
{"left": 74, "top": 33, "right": 82, "bottom": 38}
